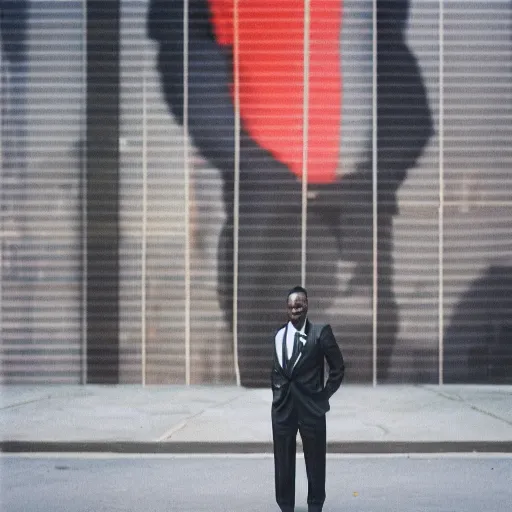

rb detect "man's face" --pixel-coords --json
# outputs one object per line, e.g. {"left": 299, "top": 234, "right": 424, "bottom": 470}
{"left": 287, "top": 292, "right": 308, "bottom": 328}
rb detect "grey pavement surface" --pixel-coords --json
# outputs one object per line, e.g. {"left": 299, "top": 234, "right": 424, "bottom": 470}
{"left": 1, "top": 385, "right": 512, "bottom": 453}
{"left": 3, "top": 454, "right": 512, "bottom": 512}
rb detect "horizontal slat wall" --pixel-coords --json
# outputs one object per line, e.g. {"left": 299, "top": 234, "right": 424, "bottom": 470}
{"left": 1, "top": 1, "right": 85, "bottom": 383}
{"left": 183, "top": 1, "right": 236, "bottom": 385}
{"left": 305, "top": 0, "right": 374, "bottom": 383}
{"left": 139, "top": 0, "right": 442, "bottom": 385}
{"left": 385, "top": 0, "right": 439, "bottom": 383}
{"left": 119, "top": 1, "right": 146, "bottom": 384}
{"left": 136, "top": 0, "right": 511, "bottom": 385}
{"left": 121, "top": 0, "right": 189, "bottom": 383}
{"left": 2, "top": 0, "right": 511, "bottom": 385}
{"left": 442, "top": 0, "right": 512, "bottom": 383}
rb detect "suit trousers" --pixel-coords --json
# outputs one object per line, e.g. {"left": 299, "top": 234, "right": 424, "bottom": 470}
{"left": 272, "top": 407, "right": 326, "bottom": 512}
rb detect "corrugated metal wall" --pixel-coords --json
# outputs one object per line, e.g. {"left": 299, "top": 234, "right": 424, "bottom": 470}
{"left": 1, "top": 0, "right": 511, "bottom": 385}
{"left": 442, "top": 1, "right": 512, "bottom": 383}
{"left": 1, "top": 1, "right": 85, "bottom": 383}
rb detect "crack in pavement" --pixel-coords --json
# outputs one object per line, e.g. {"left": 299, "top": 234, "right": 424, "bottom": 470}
{"left": 359, "top": 421, "right": 390, "bottom": 436}
{"left": 155, "top": 392, "right": 246, "bottom": 442}
{"left": 0, "top": 389, "right": 92, "bottom": 411}
{"left": 422, "top": 386, "right": 512, "bottom": 428}
{"left": 1, "top": 397, "right": 54, "bottom": 411}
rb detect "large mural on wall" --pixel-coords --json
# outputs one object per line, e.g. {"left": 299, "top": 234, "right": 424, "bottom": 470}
{"left": 138, "top": 0, "right": 511, "bottom": 385}
{"left": 1, "top": 0, "right": 511, "bottom": 385}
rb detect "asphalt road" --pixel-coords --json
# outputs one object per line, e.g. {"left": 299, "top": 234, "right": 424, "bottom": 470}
{"left": 2, "top": 454, "right": 511, "bottom": 512}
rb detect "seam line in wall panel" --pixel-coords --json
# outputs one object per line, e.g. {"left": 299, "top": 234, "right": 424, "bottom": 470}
{"left": 183, "top": 0, "right": 191, "bottom": 386}
{"left": 301, "top": 0, "right": 311, "bottom": 287}
{"left": 81, "top": 1, "right": 88, "bottom": 385}
{"left": 141, "top": 45, "right": 149, "bottom": 386}
{"left": 233, "top": 0, "right": 241, "bottom": 386}
{"left": 372, "top": 0, "right": 378, "bottom": 387}
{"left": 438, "top": 0, "right": 445, "bottom": 386}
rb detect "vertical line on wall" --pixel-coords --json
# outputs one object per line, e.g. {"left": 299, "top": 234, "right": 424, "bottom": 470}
{"left": 372, "top": 0, "right": 378, "bottom": 387}
{"left": 438, "top": 0, "right": 445, "bottom": 385}
{"left": 183, "top": 0, "right": 191, "bottom": 386}
{"left": 233, "top": 0, "right": 241, "bottom": 386}
{"left": 141, "top": 45, "right": 148, "bottom": 387}
{"left": 81, "top": 1, "right": 88, "bottom": 385}
{"left": 301, "top": 0, "right": 311, "bottom": 286}
{"left": 0, "top": 35, "right": 4, "bottom": 382}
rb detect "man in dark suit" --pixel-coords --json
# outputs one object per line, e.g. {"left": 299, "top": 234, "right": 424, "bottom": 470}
{"left": 271, "top": 286, "right": 344, "bottom": 512}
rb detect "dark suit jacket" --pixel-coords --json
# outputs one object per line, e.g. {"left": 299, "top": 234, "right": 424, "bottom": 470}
{"left": 271, "top": 321, "right": 344, "bottom": 423}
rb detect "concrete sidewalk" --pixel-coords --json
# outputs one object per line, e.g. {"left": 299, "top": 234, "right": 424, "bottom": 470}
{"left": 1, "top": 385, "right": 511, "bottom": 453}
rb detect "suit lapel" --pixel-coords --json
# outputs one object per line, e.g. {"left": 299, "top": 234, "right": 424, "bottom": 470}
{"left": 289, "top": 320, "right": 313, "bottom": 375}
{"left": 273, "top": 325, "right": 288, "bottom": 377}
{"left": 274, "top": 321, "right": 315, "bottom": 377}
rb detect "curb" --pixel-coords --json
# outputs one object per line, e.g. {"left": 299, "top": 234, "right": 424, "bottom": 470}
{"left": 2, "top": 441, "right": 512, "bottom": 454}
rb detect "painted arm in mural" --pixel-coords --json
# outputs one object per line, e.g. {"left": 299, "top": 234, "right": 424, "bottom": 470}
{"left": 1, "top": 0, "right": 29, "bottom": 169}
{"left": 0, "top": 0, "right": 29, "bottom": 63}
{"left": 377, "top": 0, "right": 433, "bottom": 195}
{"left": 147, "top": 0, "right": 295, "bottom": 188}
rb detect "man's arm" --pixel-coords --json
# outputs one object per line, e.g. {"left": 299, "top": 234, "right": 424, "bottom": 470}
{"left": 319, "top": 324, "right": 344, "bottom": 399}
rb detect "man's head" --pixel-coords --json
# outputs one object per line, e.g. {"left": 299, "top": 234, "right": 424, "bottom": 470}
{"left": 286, "top": 286, "right": 308, "bottom": 329}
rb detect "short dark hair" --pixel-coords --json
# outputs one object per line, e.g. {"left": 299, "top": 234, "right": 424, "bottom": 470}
{"left": 287, "top": 286, "right": 308, "bottom": 300}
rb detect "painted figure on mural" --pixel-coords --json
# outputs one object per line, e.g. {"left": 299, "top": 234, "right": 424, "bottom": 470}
{"left": 147, "top": 0, "right": 432, "bottom": 386}
{"left": 444, "top": 264, "right": 512, "bottom": 384}
{"left": 1, "top": 0, "right": 30, "bottom": 327}
{"left": 1, "top": 0, "right": 29, "bottom": 169}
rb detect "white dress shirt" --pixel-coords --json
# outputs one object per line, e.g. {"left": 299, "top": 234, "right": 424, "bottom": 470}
{"left": 275, "top": 319, "right": 307, "bottom": 369}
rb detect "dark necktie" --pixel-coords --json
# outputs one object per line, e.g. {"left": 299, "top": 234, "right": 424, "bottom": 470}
{"left": 291, "top": 332, "right": 301, "bottom": 361}
{"left": 283, "top": 331, "right": 300, "bottom": 370}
